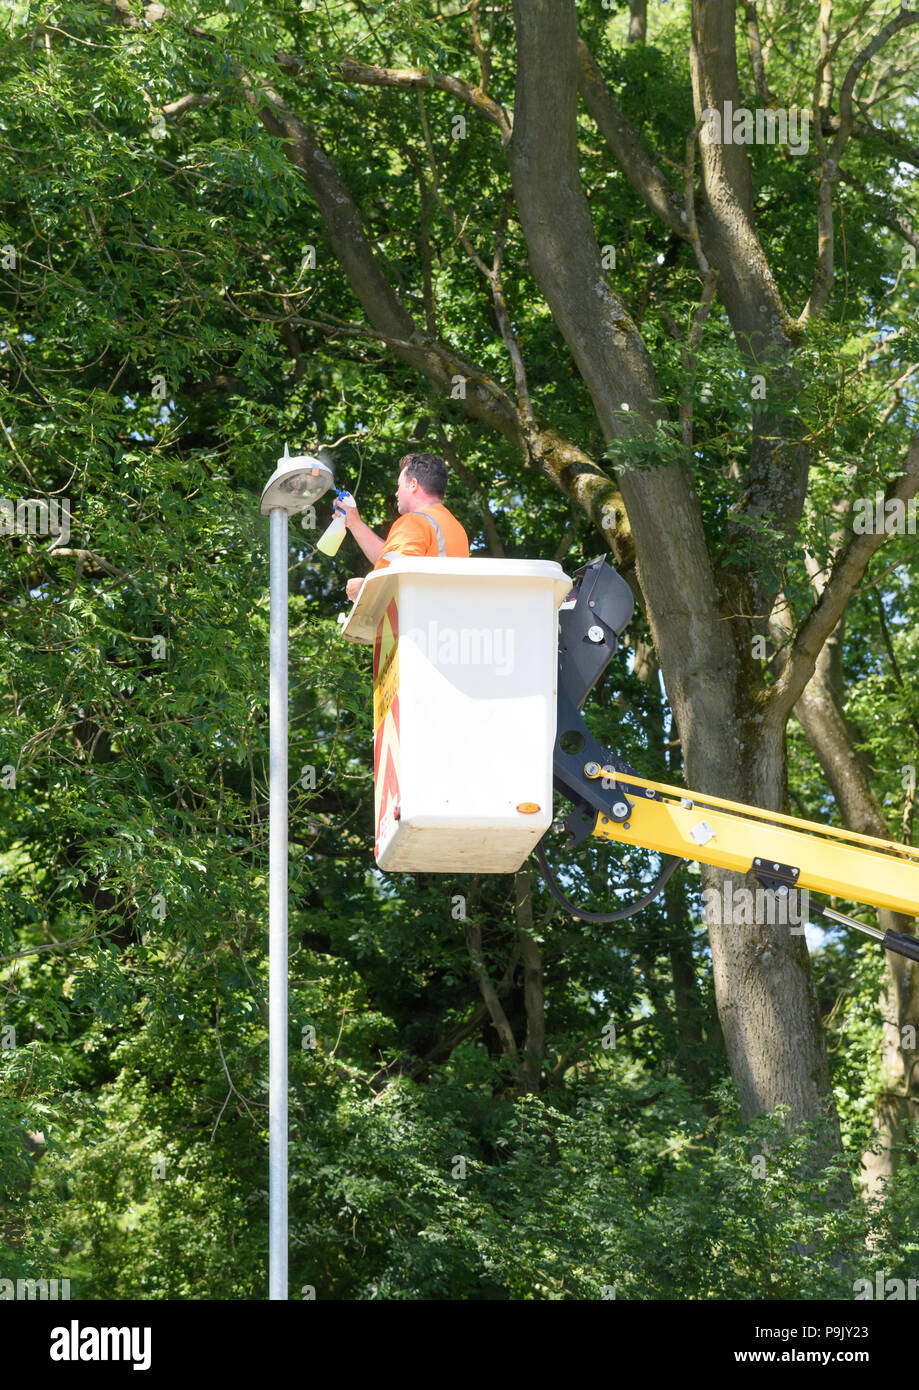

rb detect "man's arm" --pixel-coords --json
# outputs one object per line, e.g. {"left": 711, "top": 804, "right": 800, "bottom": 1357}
{"left": 343, "top": 505, "right": 386, "bottom": 565}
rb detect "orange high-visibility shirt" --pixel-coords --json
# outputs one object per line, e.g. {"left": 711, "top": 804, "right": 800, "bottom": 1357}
{"left": 372, "top": 503, "right": 469, "bottom": 572}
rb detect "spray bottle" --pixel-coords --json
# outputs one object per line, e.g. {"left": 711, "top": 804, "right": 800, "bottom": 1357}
{"left": 315, "top": 488, "right": 356, "bottom": 556}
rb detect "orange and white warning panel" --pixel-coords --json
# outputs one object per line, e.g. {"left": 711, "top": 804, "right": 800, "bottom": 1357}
{"left": 341, "top": 558, "right": 572, "bottom": 873}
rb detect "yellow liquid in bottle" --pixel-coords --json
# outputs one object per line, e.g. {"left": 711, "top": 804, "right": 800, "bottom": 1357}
{"left": 316, "top": 513, "right": 346, "bottom": 556}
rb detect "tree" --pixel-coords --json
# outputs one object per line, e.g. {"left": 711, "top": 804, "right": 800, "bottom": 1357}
{"left": 2, "top": 0, "right": 918, "bottom": 1298}
{"left": 135, "top": 0, "right": 918, "bottom": 1141}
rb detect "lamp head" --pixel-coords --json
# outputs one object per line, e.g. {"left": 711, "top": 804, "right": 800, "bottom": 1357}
{"left": 260, "top": 443, "right": 334, "bottom": 514}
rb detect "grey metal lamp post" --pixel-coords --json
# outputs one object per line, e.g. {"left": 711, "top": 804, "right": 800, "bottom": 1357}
{"left": 259, "top": 445, "right": 334, "bottom": 1300}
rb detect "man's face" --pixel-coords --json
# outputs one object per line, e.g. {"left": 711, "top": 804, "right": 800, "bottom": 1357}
{"left": 395, "top": 467, "right": 417, "bottom": 515}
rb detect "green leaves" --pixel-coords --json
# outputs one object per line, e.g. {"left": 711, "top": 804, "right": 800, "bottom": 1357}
{"left": 1, "top": 0, "right": 918, "bottom": 1301}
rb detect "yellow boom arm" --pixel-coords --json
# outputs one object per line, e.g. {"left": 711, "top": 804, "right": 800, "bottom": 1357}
{"left": 587, "top": 768, "right": 919, "bottom": 920}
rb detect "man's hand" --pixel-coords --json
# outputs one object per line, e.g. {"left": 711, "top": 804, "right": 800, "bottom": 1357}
{"left": 346, "top": 576, "right": 364, "bottom": 603}
{"left": 340, "top": 498, "right": 360, "bottom": 530}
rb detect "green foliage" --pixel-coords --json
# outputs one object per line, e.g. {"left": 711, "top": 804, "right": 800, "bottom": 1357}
{"left": 1, "top": 0, "right": 917, "bottom": 1300}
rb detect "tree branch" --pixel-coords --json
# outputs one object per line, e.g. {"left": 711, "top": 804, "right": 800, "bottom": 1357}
{"left": 333, "top": 55, "right": 512, "bottom": 144}
{"left": 124, "top": 20, "right": 634, "bottom": 560}
{"left": 161, "top": 92, "right": 218, "bottom": 118}
{"left": 45, "top": 545, "right": 141, "bottom": 589}
{"left": 628, "top": 0, "right": 647, "bottom": 44}
{"left": 743, "top": 0, "right": 776, "bottom": 105}
{"left": 832, "top": 9, "right": 919, "bottom": 164}
{"left": 469, "top": 0, "right": 492, "bottom": 92}
{"left": 769, "top": 434, "right": 919, "bottom": 717}
{"left": 515, "top": 867, "right": 544, "bottom": 1092}
{"left": 817, "top": 0, "right": 833, "bottom": 109}
{"left": 414, "top": 92, "right": 538, "bottom": 453}
{"left": 658, "top": 120, "right": 719, "bottom": 449}
{"left": 874, "top": 588, "right": 919, "bottom": 747}
{"left": 801, "top": 7, "right": 919, "bottom": 323}
{"left": 839, "top": 170, "right": 919, "bottom": 253}
{"left": 843, "top": 116, "right": 919, "bottom": 170}
{"left": 576, "top": 40, "right": 689, "bottom": 240}
{"left": 463, "top": 920, "right": 519, "bottom": 1059}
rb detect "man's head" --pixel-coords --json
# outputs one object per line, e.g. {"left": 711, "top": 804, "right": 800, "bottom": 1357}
{"left": 395, "top": 453, "right": 448, "bottom": 514}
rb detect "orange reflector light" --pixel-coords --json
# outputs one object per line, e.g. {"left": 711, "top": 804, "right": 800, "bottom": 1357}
{"left": 516, "top": 802, "right": 541, "bottom": 814}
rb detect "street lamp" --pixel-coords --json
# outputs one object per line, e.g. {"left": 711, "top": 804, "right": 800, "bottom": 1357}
{"left": 260, "top": 444, "right": 334, "bottom": 1301}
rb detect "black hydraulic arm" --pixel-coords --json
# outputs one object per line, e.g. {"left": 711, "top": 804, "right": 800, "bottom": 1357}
{"left": 538, "top": 556, "right": 685, "bottom": 921}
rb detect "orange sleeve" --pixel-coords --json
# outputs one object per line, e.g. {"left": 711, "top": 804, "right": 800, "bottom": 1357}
{"left": 372, "top": 514, "right": 431, "bottom": 571}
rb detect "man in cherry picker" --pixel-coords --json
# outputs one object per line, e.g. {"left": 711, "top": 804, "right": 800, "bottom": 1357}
{"left": 342, "top": 453, "right": 469, "bottom": 603}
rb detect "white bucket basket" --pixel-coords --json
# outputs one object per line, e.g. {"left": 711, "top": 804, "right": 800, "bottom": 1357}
{"left": 341, "top": 557, "right": 572, "bottom": 872}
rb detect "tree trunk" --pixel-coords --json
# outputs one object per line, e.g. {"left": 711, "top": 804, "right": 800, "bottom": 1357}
{"left": 509, "top": 0, "right": 842, "bottom": 1139}
{"left": 515, "top": 867, "right": 545, "bottom": 1093}
{"left": 632, "top": 639, "right": 710, "bottom": 1085}
{"left": 628, "top": 0, "right": 647, "bottom": 44}
{"left": 792, "top": 614, "right": 919, "bottom": 1188}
